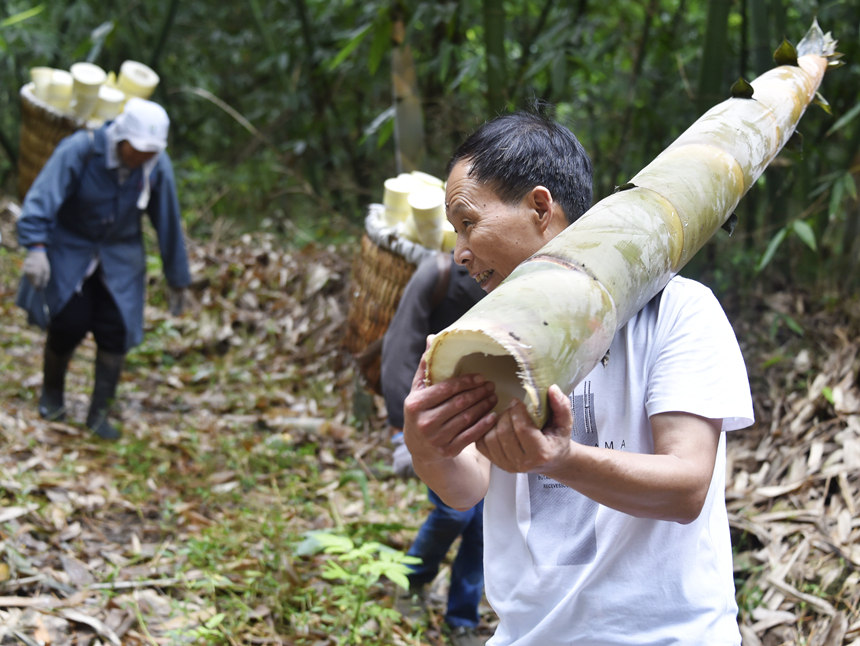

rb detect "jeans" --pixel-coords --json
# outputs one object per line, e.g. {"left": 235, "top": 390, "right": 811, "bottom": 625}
{"left": 407, "top": 488, "right": 484, "bottom": 628}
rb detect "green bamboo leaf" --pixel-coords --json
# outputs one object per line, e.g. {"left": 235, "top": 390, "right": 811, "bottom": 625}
{"left": 813, "top": 91, "right": 832, "bottom": 115}
{"left": 367, "top": 15, "right": 390, "bottom": 75}
{"left": 359, "top": 108, "right": 395, "bottom": 149}
{"left": 376, "top": 117, "right": 394, "bottom": 149}
{"left": 85, "top": 20, "right": 115, "bottom": 62}
{"left": 782, "top": 314, "right": 804, "bottom": 336}
{"left": 0, "top": 4, "right": 44, "bottom": 28}
{"left": 756, "top": 227, "right": 787, "bottom": 272}
{"left": 843, "top": 173, "right": 858, "bottom": 200}
{"left": 791, "top": 220, "right": 816, "bottom": 251}
{"left": 826, "top": 102, "right": 860, "bottom": 136}
{"left": 762, "top": 355, "right": 785, "bottom": 369}
{"left": 362, "top": 107, "right": 395, "bottom": 141}
{"left": 328, "top": 23, "right": 373, "bottom": 71}
{"left": 829, "top": 176, "right": 845, "bottom": 220}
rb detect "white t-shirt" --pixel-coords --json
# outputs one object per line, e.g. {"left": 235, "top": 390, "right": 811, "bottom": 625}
{"left": 484, "top": 276, "right": 754, "bottom": 646}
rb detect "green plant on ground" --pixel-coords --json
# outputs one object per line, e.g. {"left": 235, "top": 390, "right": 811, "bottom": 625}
{"left": 295, "top": 530, "right": 421, "bottom": 644}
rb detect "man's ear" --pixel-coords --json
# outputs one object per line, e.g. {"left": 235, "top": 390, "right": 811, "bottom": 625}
{"left": 529, "top": 185, "right": 557, "bottom": 232}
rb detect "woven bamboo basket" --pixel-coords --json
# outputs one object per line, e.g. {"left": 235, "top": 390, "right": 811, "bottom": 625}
{"left": 345, "top": 204, "right": 436, "bottom": 394}
{"left": 18, "top": 83, "right": 84, "bottom": 201}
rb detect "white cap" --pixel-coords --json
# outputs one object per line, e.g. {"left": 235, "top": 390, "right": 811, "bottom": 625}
{"left": 114, "top": 97, "right": 169, "bottom": 153}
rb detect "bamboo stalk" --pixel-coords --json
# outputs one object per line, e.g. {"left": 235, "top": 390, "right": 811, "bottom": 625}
{"left": 426, "top": 22, "right": 837, "bottom": 426}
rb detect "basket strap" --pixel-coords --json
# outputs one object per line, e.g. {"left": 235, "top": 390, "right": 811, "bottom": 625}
{"left": 59, "top": 130, "right": 97, "bottom": 228}
{"left": 430, "top": 251, "right": 452, "bottom": 310}
{"left": 84, "top": 129, "right": 95, "bottom": 170}
{"left": 72, "top": 129, "right": 96, "bottom": 189}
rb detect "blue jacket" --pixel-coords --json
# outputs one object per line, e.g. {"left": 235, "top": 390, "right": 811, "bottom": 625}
{"left": 16, "top": 124, "right": 191, "bottom": 349}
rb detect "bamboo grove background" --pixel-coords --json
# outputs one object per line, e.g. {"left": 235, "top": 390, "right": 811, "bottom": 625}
{"left": 1, "top": 0, "right": 858, "bottom": 295}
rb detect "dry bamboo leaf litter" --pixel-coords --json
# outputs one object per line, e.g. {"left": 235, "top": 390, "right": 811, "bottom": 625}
{"left": 728, "top": 288, "right": 860, "bottom": 645}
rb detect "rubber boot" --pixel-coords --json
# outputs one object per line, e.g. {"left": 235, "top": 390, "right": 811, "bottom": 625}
{"left": 86, "top": 349, "right": 125, "bottom": 440}
{"left": 39, "top": 344, "right": 73, "bottom": 421}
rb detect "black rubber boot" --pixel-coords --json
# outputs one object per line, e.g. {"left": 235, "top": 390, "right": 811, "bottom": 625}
{"left": 39, "top": 344, "right": 73, "bottom": 421}
{"left": 86, "top": 349, "right": 125, "bottom": 440}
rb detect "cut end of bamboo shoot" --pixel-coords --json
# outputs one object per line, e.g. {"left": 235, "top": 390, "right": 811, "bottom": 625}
{"left": 426, "top": 329, "right": 535, "bottom": 419}
{"left": 425, "top": 265, "right": 617, "bottom": 426}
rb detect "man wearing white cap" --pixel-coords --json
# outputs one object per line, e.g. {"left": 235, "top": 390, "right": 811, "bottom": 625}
{"left": 17, "top": 97, "right": 191, "bottom": 439}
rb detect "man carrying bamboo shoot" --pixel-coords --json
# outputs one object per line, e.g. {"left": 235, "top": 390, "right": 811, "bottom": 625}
{"left": 403, "top": 110, "right": 754, "bottom": 645}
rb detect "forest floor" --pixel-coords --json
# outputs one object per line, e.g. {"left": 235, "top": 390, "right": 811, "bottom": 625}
{"left": 0, "top": 200, "right": 859, "bottom": 645}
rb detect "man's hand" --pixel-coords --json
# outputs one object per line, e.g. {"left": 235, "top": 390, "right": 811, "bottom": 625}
{"left": 402, "top": 352, "right": 497, "bottom": 510}
{"left": 403, "top": 355, "right": 498, "bottom": 462}
{"left": 22, "top": 248, "right": 50, "bottom": 289}
{"left": 167, "top": 286, "right": 186, "bottom": 316}
{"left": 475, "top": 384, "right": 574, "bottom": 474}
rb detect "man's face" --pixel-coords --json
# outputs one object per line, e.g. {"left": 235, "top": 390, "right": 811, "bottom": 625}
{"left": 445, "top": 159, "right": 554, "bottom": 293}
{"left": 118, "top": 141, "right": 157, "bottom": 169}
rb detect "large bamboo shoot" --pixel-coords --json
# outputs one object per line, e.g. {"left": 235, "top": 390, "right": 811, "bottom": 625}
{"left": 425, "top": 22, "right": 838, "bottom": 426}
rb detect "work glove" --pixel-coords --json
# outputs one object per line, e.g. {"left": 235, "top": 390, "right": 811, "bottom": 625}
{"left": 167, "top": 286, "right": 186, "bottom": 316}
{"left": 22, "top": 248, "right": 51, "bottom": 289}
{"left": 391, "top": 432, "right": 416, "bottom": 480}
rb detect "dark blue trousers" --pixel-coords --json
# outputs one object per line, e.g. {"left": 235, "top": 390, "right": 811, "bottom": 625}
{"left": 407, "top": 488, "right": 484, "bottom": 628}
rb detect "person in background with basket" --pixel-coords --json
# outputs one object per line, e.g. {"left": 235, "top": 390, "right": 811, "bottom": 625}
{"left": 381, "top": 249, "right": 486, "bottom": 646}
{"left": 16, "top": 97, "right": 191, "bottom": 440}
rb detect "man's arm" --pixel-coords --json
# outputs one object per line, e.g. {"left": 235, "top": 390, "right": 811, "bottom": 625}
{"left": 403, "top": 352, "right": 497, "bottom": 510}
{"left": 476, "top": 385, "right": 720, "bottom": 523}
{"left": 147, "top": 154, "right": 191, "bottom": 289}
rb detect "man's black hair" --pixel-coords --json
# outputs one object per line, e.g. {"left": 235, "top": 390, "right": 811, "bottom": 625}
{"left": 446, "top": 110, "right": 593, "bottom": 224}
